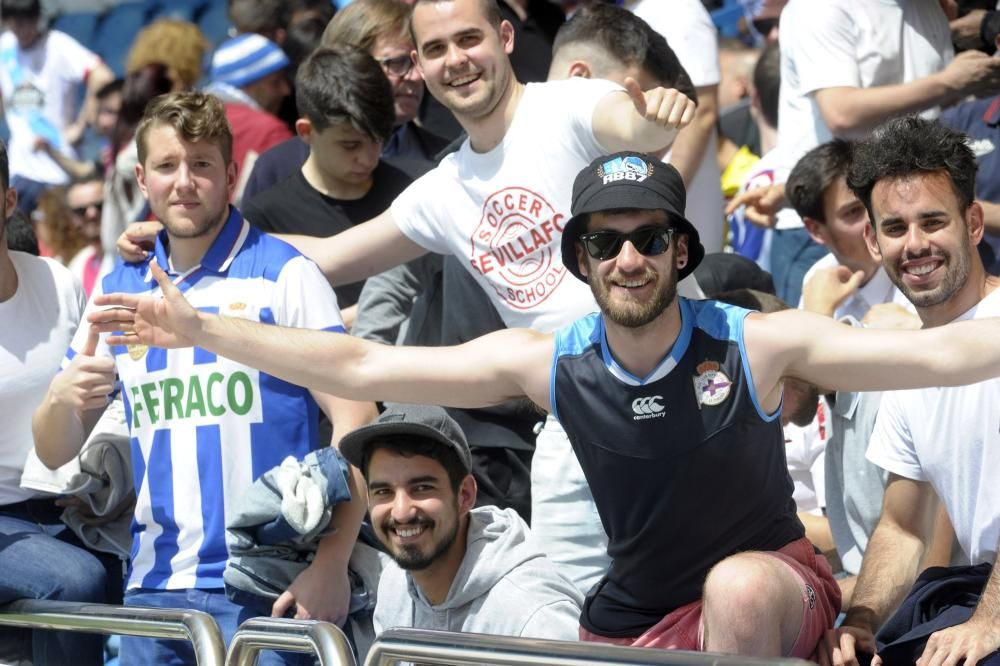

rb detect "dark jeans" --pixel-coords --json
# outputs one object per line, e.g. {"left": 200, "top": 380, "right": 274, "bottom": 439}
{"left": 0, "top": 497, "right": 122, "bottom": 666}
{"left": 121, "top": 588, "right": 315, "bottom": 666}
{"left": 769, "top": 227, "right": 828, "bottom": 306}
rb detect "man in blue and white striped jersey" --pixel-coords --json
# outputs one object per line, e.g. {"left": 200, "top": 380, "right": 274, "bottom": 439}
{"left": 32, "top": 91, "right": 376, "bottom": 666}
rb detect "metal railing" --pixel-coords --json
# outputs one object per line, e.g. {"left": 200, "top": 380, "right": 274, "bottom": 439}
{"left": 365, "top": 628, "right": 814, "bottom": 666}
{"left": 226, "top": 617, "right": 357, "bottom": 666}
{"left": 0, "top": 599, "right": 226, "bottom": 666}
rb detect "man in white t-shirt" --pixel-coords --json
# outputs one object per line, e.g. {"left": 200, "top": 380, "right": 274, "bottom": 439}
{"left": 623, "top": 0, "right": 725, "bottom": 254}
{"left": 786, "top": 139, "right": 911, "bottom": 323}
{"left": 0, "top": 0, "right": 114, "bottom": 214}
{"left": 0, "top": 140, "right": 114, "bottom": 664}
{"left": 756, "top": 0, "right": 1000, "bottom": 306}
{"left": 818, "top": 117, "right": 1000, "bottom": 666}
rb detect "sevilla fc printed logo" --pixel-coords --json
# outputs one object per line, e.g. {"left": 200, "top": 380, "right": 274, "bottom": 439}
{"left": 469, "top": 187, "right": 566, "bottom": 310}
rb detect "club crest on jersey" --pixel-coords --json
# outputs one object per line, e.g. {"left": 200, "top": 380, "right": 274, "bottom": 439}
{"left": 598, "top": 155, "right": 652, "bottom": 185}
{"left": 693, "top": 360, "right": 731, "bottom": 408}
{"left": 127, "top": 343, "right": 148, "bottom": 361}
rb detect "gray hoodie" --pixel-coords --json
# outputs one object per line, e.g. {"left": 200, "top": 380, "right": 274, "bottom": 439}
{"left": 374, "top": 506, "right": 583, "bottom": 641}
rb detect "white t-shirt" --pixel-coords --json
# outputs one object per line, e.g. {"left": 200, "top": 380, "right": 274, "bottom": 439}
{"left": 799, "top": 252, "right": 913, "bottom": 322}
{"left": 867, "top": 286, "right": 1000, "bottom": 565}
{"left": 0, "top": 251, "right": 86, "bottom": 504}
{"left": 784, "top": 398, "right": 830, "bottom": 515}
{"left": 628, "top": 0, "right": 726, "bottom": 253}
{"left": 393, "top": 78, "right": 617, "bottom": 332}
{"left": 0, "top": 29, "right": 101, "bottom": 185}
{"left": 777, "top": 0, "right": 951, "bottom": 172}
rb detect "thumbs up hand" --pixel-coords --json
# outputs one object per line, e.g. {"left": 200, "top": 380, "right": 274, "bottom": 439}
{"left": 50, "top": 326, "right": 117, "bottom": 412}
{"left": 624, "top": 77, "right": 697, "bottom": 130}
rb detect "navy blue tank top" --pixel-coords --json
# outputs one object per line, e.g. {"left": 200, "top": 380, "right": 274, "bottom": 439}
{"left": 551, "top": 298, "right": 804, "bottom": 637}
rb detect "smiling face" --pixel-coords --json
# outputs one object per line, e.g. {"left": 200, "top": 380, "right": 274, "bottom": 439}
{"left": 367, "top": 448, "right": 474, "bottom": 571}
{"left": 372, "top": 31, "right": 424, "bottom": 126}
{"left": 135, "top": 123, "right": 236, "bottom": 240}
{"left": 411, "top": 0, "right": 515, "bottom": 122}
{"left": 866, "top": 171, "right": 982, "bottom": 312}
{"left": 577, "top": 209, "right": 688, "bottom": 329}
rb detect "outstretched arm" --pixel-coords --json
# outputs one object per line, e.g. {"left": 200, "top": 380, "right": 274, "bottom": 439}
{"left": 88, "top": 260, "right": 553, "bottom": 411}
{"left": 115, "top": 210, "right": 429, "bottom": 287}
{"left": 278, "top": 209, "right": 428, "bottom": 286}
{"left": 592, "top": 77, "right": 697, "bottom": 154}
{"left": 744, "top": 307, "right": 1000, "bottom": 414}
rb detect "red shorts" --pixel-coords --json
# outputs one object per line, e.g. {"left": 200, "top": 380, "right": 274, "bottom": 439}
{"left": 580, "top": 537, "right": 841, "bottom": 659}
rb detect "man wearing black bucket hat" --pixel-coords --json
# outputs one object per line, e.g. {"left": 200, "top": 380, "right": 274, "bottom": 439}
{"left": 89, "top": 150, "right": 1000, "bottom": 659}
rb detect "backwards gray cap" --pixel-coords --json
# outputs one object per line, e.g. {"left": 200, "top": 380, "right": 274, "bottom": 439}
{"left": 339, "top": 403, "right": 471, "bottom": 472}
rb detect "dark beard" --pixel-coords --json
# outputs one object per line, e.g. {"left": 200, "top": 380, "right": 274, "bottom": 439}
{"left": 385, "top": 515, "right": 460, "bottom": 571}
{"left": 589, "top": 264, "right": 678, "bottom": 328}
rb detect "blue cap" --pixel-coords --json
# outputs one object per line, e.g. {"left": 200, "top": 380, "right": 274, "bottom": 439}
{"left": 210, "top": 33, "right": 289, "bottom": 88}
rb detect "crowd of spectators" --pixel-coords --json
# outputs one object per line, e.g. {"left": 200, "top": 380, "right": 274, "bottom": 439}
{"left": 2, "top": 0, "right": 1000, "bottom": 664}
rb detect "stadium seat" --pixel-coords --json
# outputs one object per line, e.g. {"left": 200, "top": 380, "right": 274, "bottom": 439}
{"left": 196, "top": 3, "right": 233, "bottom": 47}
{"left": 94, "top": 2, "right": 149, "bottom": 77}
{"left": 51, "top": 11, "right": 100, "bottom": 52}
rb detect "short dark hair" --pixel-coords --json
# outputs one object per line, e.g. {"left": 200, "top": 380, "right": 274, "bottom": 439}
{"left": 847, "top": 116, "right": 978, "bottom": 224}
{"left": 786, "top": 139, "right": 853, "bottom": 224}
{"left": 552, "top": 2, "right": 696, "bottom": 101}
{"left": 283, "top": 15, "right": 329, "bottom": 68}
{"left": 411, "top": 0, "right": 503, "bottom": 44}
{"left": 0, "top": 138, "right": 8, "bottom": 191}
{"left": 96, "top": 78, "right": 124, "bottom": 101}
{"left": 361, "top": 434, "right": 468, "bottom": 492}
{"left": 227, "top": 0, "right": 289, "bottom": 36}
{"left": 752, "top": 41, "right": 780, "bottom": 129}
{"left": 5, "top": 209, "right": 38, "bottom": 255}
{"left": 295, "top": 45, "right": 395, "bottom": 142}
{"left": 1, "top": 0, "right": 40, "bottom": 20}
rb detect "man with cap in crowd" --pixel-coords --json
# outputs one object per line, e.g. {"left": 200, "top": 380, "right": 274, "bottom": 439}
{"left": 88, "top": 149, "right": 1000, "bottom": 658}
{"left": 338, "top": 403, "right": 582, "bottom": 640}
{"left": 206, "top": 33, "right": 293, "bottom": 204}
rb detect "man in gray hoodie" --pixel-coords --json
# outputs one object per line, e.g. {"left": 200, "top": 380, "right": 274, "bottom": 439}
{"left": 338, "top": 403, "right": 583, "bottom": 640}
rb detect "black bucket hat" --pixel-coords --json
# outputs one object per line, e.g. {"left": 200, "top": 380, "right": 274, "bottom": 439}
{"left": 560, "top": 151, "right": 705, "bottom": 282}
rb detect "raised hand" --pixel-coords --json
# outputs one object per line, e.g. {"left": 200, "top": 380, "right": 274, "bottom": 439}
{"left": 89, "top": 260, "right": 200, "bottom": 349}
{"left": 116, "top": 221, "right": 164, "bottom": 263}
{"left": 725, "top": 182, "right": 787, "bottom": 228}
{"left": 51, "top": 327, "right": 116, "bottom": 412}
{"left": 802, "top": 265, "right": 865, "bottom": 317}
{"left": 624, "top": 77, "right": 697, "bottom": 130}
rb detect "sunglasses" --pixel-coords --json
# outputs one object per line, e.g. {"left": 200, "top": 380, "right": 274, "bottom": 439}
{"left": 579, "top": 226, "right": 675, "bottom": 261}
{"left": 376, "top": 54, "right": 414, "bottom": 78}
{"left": 71, "top": 201, "right": 103, "bottom": 217}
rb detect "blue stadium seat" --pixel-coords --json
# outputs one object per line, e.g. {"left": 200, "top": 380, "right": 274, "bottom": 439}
{"left": 51, "top": 11, "right": 100, "bottom": 52}
{"left": 711, "top": 4, "right": 745, "bottom": 39}
{"left": 145, "top": 0, "right": 210, "bottom": 23}
{"left": 196, "top": 3, "right": 233, "bottom": 47}
{"left": 93, "top": 2, "right": 149, "bottom": 77}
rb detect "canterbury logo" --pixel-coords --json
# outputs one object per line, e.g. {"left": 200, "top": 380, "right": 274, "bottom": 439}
{"left": 632, "top": 396, "right": 665, "bottom": 420}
